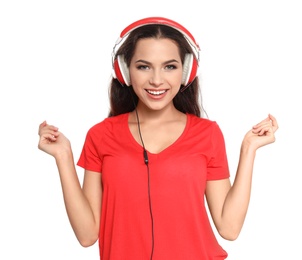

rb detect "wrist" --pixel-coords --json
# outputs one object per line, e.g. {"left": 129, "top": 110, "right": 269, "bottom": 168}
{"left": 54, "top": 148, "right": 73, "bottom": 162}
{"left": 240, "top": 140, "right": 257, "bottom": 156}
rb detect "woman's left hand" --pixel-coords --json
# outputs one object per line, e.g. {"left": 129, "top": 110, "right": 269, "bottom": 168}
{"left": 243, "top": 114, "right": 279, "bottom": 150}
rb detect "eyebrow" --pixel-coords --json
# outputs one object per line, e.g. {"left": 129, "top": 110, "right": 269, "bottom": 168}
{"left": 134, "top": 59, "right": 180, "bottom": 65}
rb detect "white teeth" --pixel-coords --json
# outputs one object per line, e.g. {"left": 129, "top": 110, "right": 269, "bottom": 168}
{"left": 146, "top": 90, "right": 166, "bottom": 95}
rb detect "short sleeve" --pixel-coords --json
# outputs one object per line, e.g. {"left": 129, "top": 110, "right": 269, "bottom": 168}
{"left": 77, "top": 124, "right": 103, "bottom": 173}
{"left": 207, "top": 122, "right": 230, "bottom": 180}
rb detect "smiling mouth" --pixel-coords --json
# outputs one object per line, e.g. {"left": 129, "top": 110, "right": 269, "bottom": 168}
{"left": 146, "top": 90, "right": 167, "bottom": 96}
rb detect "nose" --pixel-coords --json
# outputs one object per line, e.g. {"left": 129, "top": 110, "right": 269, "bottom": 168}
{"left": 149, "top": 69, "right": 163, "bottom": 86}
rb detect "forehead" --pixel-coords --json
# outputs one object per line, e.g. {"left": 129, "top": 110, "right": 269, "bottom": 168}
{"left": 134, "top": 38, "right": 180, "bottom": 56}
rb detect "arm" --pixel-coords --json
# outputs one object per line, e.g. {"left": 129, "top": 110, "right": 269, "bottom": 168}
{"left": 205, "top": 114, "right": 278, "bottom": 241}
{"left": 38, "top": 121, "right": 102, "bottom": 247}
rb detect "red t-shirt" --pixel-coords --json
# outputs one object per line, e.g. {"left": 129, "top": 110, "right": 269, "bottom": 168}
{"left": 78, "top": 113, "right": 230, "bottom": 260}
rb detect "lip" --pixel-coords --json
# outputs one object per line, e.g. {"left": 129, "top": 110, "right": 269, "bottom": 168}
{"left": 145, "top": 89, "right": 168, "bottom": 100}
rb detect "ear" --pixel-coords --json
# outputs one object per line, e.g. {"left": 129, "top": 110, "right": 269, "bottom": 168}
{"left": 113, "top": 55, "right": 131, "bottom": 86}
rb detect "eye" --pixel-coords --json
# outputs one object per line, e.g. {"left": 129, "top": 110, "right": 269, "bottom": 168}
{"left": 136, "top": 65, "right": 150, "bottom": 70}
{"left": 165, "top": 64, "right": 177, "bottom": 70}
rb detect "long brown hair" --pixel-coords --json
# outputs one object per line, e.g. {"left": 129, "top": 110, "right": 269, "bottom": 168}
{"left": 108, "top": 24, "right": 203, "bottom": 117}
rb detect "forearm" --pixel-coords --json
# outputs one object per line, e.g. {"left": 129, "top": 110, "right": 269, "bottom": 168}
{"left": 55, "top": 151, "right": 98, "bottom": 246}
{"left": 208, "top": 115, "right": 278, "bottom": 240}
{"left": 220, "top": 144, "right": 256, "bottom": 239}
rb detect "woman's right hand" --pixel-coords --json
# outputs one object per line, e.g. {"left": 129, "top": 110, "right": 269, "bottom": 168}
{"left": 38, "top": 121, "right": 71, "bottom": 158}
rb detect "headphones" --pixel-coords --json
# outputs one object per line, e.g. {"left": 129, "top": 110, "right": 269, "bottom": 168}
{"left": 112, "top": 17, "right": 200, "bottom": 88}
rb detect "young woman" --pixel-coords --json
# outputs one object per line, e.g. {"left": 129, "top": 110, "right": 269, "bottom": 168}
{"left": 38, "top": 17, "right": 278, "bottom": 260}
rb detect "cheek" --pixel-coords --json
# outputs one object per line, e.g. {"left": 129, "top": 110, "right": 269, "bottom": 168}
{"left": 130, "top": 71, "right": 150, "bottom": 88}
{"left": 169, "top": 71, "right": 183, "bottom": 86}
{"left": 129, "top": 67, "right": 141, "bottom": 82}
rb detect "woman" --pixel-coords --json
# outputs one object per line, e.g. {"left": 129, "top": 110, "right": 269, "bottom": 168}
{"left": 38, "top": 17, "right": 278, "bottom": 260}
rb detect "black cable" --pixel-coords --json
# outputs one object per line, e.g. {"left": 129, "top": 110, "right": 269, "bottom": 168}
{"left": 145, "top": 156, "right": 154, "bottom": 260}
{"left": 130, "top": 91, "right": 155, "bottom": 260}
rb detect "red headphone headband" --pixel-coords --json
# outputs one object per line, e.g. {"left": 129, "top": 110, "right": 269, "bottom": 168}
{"left": 119, "top": 17, "right": 200, "bottom": 51}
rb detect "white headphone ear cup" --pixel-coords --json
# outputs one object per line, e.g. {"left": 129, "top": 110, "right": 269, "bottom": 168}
{"left": 182, "top": 54, "right": 194, "bottom": 86}
{"left": 117, "top": 55, "right": 131, "bottom": 86}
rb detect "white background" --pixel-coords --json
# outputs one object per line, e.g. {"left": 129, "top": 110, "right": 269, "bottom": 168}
{"left": 1, "top": 0, "right": 301, "bottom": 259}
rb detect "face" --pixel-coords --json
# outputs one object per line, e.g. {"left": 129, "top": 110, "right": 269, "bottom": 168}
{"left": 129, "top": 38, "right": 183, "bottom": 112}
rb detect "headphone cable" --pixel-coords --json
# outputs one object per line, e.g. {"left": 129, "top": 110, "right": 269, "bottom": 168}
{"left": 130, "top": 91, "right": 155, "bottom": 260}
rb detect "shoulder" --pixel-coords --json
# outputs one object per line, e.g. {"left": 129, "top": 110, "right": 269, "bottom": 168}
{"left": 85, "top": 113, "right": 129, "bottom": 141}
{"left": 186, "top": 114, "right": 225, "bottom": 142}
{"left": 89, "top": 113, "right": 128, "bottom": 131}
{"left": 187, "top": 113, "right": 220, "bottom": 130}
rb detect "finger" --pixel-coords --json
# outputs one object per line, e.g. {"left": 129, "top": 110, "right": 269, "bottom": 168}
{"left": 41, "top": 132, "right": 59, "bottom": 143}
{"left": 252, "top": 121, "right": 272, "bottom": 133}
{"left": 38, "top": 122, "right": 59, "bottom": 136}
{"left": 253, "top": 116, "right": 271, "bottom": 129}
{"left": 39, "top": 130, "right": 59, "bottom": 143}
{"left": 38, "top": 121, "right": 47, "bottom": 134}
{"left": 253, "top": 123, "right": 274, "bottom": 135}
{"left": 258, "top": 127, "right": 272, "bottom": 136}
{"left": 268, "top": 114, "right": 279, "bottom": 132}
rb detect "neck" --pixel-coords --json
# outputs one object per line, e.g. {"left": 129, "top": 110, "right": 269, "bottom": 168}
{"left": 131, "top": 104, "right": 184, "bottom": 124}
